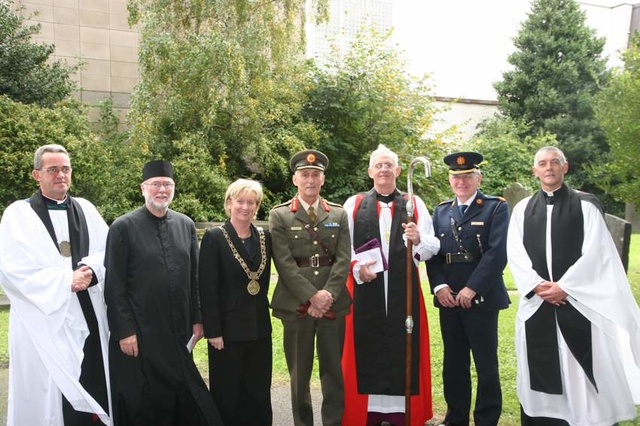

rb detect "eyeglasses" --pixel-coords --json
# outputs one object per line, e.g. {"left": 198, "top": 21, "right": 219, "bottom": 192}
{"left": 40, "top": 166, "right": 72, "bottom": 175}
{"left": 372, "top": 162, "right": 395, "bottom": 170}
{"left": 144, "top": 182, "right": 175, "bottom": 189}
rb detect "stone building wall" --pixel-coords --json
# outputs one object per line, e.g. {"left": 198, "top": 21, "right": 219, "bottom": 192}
{"left": 14, "top": 0, "right": 139, "bottom": 127}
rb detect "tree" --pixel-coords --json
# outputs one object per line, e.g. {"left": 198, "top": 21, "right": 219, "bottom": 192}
{"left": 303, "top": 27, "right": 454, "bottom": 206}
{"left": 0, "top": 1, "right": 78, "bottom": 106}
{"left": 468, "top": 116, "right": 557, "bottom": 195}
{"left": 592, "top": 33, "right": 640, "bottom": 206}
{"left": 126, "top": 0, "right": 329, "bottom": 219}
{"left": 0, "top": 96, "right": 93, "bottom": 215}
{"left": 494, "top": 0, "right": 611, "bottom": 204}
{"left": 69, "top": 98, "right": 148, "bottom": 223}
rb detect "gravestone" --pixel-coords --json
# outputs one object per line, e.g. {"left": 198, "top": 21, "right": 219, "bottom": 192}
{"left": 503, "top": 183, "right": 531, "bottom": 215}
{"left": 605, "top": 213, "right": 632, "bottom": 273}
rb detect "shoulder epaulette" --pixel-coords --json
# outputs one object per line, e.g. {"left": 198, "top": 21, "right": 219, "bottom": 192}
{"left": 438, "top": 199, "right": 455, "bottom": 206}
{"left": 483, "top": 194, "right": 506, "bottom": 202}
{"left": 271, "top": 199, "right": 293, "bottom": 210}
{"left": 324, "top": 199, "right": 343, "bottom": 209}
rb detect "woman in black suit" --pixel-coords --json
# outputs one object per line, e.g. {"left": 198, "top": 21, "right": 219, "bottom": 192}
{"left": 199, "top": 178, "right": 273, "bottom": 425}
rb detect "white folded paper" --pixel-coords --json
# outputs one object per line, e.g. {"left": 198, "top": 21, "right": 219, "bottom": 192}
{"left": 186, "top": 334, "right": 197, "bottom": 353}
{"left": 355, "top": 247, "right": 385, "bottom": 274}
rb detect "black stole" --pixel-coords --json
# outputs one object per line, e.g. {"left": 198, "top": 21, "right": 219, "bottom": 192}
{"left": 28, "top": 192, "right": 109, "bottom": 417}
{"left": 351, "top": 188, "right": 420, "bottom": 395}
{"left": 522, "top": 184, "right": 598, "bottom": 395}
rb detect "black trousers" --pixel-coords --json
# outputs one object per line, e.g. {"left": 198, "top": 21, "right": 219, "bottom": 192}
{"left": 208, "top": 337, "right": 273, "bottom": 425}
{"left": 439, "top": 308, "right": 501, "bottom": 426}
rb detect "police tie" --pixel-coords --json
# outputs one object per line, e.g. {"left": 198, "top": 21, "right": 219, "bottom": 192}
{"left": 459, "top": 204, "right": 468, "bottom": 216}
{"left": 308, "top": 206, "right": 317, "bottom": 223}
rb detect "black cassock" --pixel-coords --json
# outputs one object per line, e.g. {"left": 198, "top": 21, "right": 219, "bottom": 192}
{"left": 105, "top": 206, "right": 221, "bottom": 425}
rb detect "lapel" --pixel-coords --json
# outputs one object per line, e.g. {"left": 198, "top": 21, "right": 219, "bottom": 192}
{"left": 315, "top": 198, "right": 329, "bottom": 226}
{"left": 452, "top": 191, "right": 484, "bottom": 225}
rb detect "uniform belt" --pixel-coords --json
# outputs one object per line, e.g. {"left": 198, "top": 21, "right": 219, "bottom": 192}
{"left": 443, "top": 252, "right": 481, "bottom": 264}
{"left": 295, "top": 254, "right": 335, "bottom": 268}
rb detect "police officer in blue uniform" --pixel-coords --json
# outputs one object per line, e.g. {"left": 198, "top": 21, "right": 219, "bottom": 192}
{"left": 426, "top": 152, "right": 510, "bottom": 426}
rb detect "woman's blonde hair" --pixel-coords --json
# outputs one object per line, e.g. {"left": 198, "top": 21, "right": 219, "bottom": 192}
{"left": 224, "top": 178, "right": 264, "bottom": 217}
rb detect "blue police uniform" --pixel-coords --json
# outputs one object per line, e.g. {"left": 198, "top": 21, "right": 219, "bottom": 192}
{"left": 426, "top": 152, "right": 510, "bottom": 426}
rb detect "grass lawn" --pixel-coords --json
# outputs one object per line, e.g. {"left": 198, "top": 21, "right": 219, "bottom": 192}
{"left": 1, "top": 236, "right": 640, "bottom": 424}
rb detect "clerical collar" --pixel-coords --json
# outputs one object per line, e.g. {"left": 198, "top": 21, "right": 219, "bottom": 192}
{"left": 543, "top": 187, "right": 561, "bottom": 205}
{"left": 42, "top": 194, "right": 68, "bottom": 210}
{"left": 376, "top": 190, "right": 397, "bottom": 204}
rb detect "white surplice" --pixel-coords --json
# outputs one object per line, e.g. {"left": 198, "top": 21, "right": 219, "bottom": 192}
{"left": 507, "top": 196, "right": 640, "bottom": 426}
{"left": 0, "top": 197, "right": 111, "bottom": 426}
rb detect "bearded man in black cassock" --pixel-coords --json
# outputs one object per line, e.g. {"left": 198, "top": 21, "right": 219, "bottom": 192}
{"left": 104, "top": 160, "right": 221, "bottom": 425}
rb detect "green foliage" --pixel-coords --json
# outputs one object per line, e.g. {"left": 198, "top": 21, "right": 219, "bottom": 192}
{"left": 468, "top": 116, "right": 557, "bottom": 195}
{"left": 127, "top": 0, "right": 329, "bottom": 220}
{"left": 67, "top": 99, "right": 147, "bottom": 223}
{"left": 592, "top": 33, "right": 640, "bottom": 206}
{"left": 0, "top": 1, "right": 78, "bottom": 106}
{"left": 494, "top": 0, "right": 613, "bottom": 206}
{"left": 303, "top": 27, "right": 453, "bottom": 206}
{"left": 0, "top": 95, "right": 95, "bottom": 215}
{"left": 0, "top": 95, "right": 150, "bottom": 224}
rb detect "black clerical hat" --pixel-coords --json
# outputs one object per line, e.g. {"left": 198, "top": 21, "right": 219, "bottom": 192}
{"left": 142, "top": 160, "right": 173, "bottom": 181}
{"left": 289, "top": 149, "right": 329, "bottom": 172}
{"left": 443, "top": 152, "right": 483, "bottom": 174}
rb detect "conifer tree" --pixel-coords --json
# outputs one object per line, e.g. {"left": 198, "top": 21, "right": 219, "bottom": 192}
{"left": 494, "top": 0, "right": 609, "bottom": 197}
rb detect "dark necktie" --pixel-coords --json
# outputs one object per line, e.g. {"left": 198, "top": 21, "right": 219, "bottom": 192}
{"left": 545, "top": 195, "right": 554, "bottom": 205}
{"left": 459, "top": 204, "right": 468, "bottom": 216}
{"left": 308, "top": 206, "right": 317, "bottom": 223}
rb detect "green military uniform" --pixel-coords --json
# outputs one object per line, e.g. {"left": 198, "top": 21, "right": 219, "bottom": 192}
{"left": 269, "top": 149, "right": 351, "bottom": 426}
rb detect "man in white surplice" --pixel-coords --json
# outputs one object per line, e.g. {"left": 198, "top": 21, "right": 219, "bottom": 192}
{"left": 507, "top": 146, "right": 640, "bottom": 426}
{"left": 0, "top": 144, "right": 111, "bottom": 425}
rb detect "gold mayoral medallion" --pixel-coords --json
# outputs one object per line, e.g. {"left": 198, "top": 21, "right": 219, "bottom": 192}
{"left": 219, "top": 226, "right": 267, "bottom": 296}
{"left": 247, "top": 272, "right": 260, "bottom": 295}
{"left": 59, "top": 241, "right": 72, "bottom": 258}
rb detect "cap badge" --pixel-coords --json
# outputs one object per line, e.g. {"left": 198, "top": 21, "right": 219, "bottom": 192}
{"left": 456, "top": 156, "right": 466, "bottom": 166}
{"left": 306, "top": 153, "right": 316, "bottom": 163}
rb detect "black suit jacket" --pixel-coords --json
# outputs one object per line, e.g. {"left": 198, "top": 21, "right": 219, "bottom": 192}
{"left": 199, "top": 221, "right": 272, "bottom": 341}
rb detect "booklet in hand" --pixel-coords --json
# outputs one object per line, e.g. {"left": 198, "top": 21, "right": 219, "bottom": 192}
{"left": 354, "top": 238, "right": 388, "bottom": 273}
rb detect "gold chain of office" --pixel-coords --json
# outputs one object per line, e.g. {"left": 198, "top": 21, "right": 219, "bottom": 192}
{"left": 219, "top": 226, "right": 267, "bottom": 296}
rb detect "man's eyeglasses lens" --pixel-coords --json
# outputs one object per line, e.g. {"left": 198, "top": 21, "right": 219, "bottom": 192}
{"left": 146, "top": 182, "right": 175, "bottom": 189}
{"left": 43, "top": 167, "right": 72, "bottom": 175}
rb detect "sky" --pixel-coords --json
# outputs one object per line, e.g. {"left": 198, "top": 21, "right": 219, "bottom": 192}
{"left": 391, "top": 0, "right": 632, "bottom": 101}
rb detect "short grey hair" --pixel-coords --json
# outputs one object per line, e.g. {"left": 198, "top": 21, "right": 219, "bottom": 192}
{"left": 533, "top": 146, "right": 566, "bottom": 166}
{"left": 369, "top": 144, "right": 399, "bottom": 167}
{"left": 34, "top": 144, "right": 69, "bottom": 170}
{"left": 224, "top": 179, "right": 264, "bottom": 217}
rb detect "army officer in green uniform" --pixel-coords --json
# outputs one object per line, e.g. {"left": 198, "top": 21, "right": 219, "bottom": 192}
{"left": 269, "top": 149, "right": 351, "bottom": 426}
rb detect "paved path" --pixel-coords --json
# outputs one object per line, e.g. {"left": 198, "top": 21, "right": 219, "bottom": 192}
{"left": 0, "top": 369, "right": 322, "bottom": 425}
